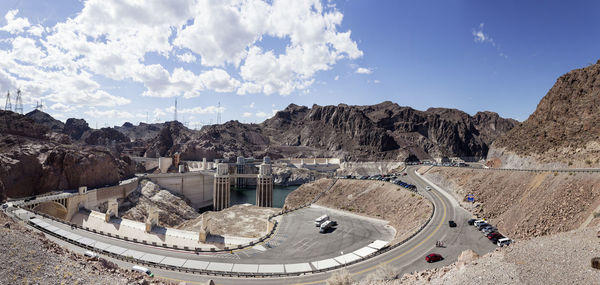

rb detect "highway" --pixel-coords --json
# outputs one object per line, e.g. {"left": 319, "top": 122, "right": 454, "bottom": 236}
{"left": 15, "top": 165, "right": 497, "bottom": 284}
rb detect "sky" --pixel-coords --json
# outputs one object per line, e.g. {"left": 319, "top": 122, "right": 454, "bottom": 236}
{"left": 0, "top": 0, "right": 599, "bottom": 128}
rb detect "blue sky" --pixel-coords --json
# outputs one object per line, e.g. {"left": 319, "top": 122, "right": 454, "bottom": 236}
{"left": 0, "top": 0, "right": 599, "bottom": 128}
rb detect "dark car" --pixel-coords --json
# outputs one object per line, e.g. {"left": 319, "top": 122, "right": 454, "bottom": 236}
{"left": 425, "top": 253, "right": 443, "bottom": 263}
{"left": 487, "top": 232, "right": 503, "bottom": 241}
{"left": 448, "top": 220, "right": 457, "bottom": 227}
{"left": 403, "top": 172, "right": 407, "bottom": 176}
{"left": 467, "top": 219, "right": 476, "bottom": 226}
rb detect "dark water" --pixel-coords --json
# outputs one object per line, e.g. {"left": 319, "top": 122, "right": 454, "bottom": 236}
{"left": 230, "top": 185, "right": 299, "bottom": 208}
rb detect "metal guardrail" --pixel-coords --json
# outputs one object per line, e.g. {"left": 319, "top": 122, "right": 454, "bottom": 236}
{"left": 433, "top": 165, "right": 600, "bottom": 173}
{"left": 16, "top": 174, "right": 439, "bottom": 278}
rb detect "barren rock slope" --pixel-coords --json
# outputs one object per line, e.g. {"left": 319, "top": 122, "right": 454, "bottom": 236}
{"left": 0, "top": 212, "right": 169, "bottom": 284}
{"left": 373, "top": 227, "right": 600, "bottom": 285}
{"left": 424, "top": 167, "right": 600, "bottom": 239}
{"left": 490, "top": 59, "right": 600, "bottom": 168}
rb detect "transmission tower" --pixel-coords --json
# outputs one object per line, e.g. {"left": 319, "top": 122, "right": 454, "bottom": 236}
{"left": 216, "top": 101, "right": 221, "bottom": 124}
{"left": 14, "top": 89, "right": 23, "bottom": 114}
{"left": 35, "top": 100, "right": 44, "bottom": 110}
{"left": 174, "top": 98, "right": 178, "bottom": 122}
{"left": 4, "top": 91, "right": 11, "bottom": 111}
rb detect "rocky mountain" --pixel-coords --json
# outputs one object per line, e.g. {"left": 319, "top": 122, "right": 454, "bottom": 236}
{"left": 261, "top": 102, "right": 517, "bottom": 161}
{"left": 131, "top": 102, "right": 517, "bottom": 162}
{"left": 490, "top": 60, "right": 600, "bottom": 168}
{"left": 25, "top": 109, "right": 64, "bottom": 132}
{"left": 0, "top": 110, "right": 135, "bottom": 200}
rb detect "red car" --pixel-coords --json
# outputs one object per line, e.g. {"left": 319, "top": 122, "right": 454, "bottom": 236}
{"left": 425, "top": 253, "right": 443, "bottom": 263}
{"left": 487, "top": 232, "right": 503, "bottom": 240}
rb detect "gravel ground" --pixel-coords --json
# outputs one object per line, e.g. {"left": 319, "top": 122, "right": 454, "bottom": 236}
{"left": 177, "top": 204, "right": 279, "bottom": 238}
{"left": 362, "top": 227, "right": 600, "bottom": 285}
{"left": 0, "top": 211, "right": 172, "bottom": 285}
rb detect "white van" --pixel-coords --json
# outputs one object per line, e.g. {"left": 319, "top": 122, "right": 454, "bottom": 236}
{"left": 497, "top": 238, "right": 512, "bottom": 247}
{"left": 315, "top": 215, "right": 329, "bottom": 226}
{"left": 473, "top": 220, "right": 487, "bottom": 227}
{"left": 84, "top": 251, "right": 98, "bottom": 259}
{"left": 132, "top": 265, "right": 154, "bottom": 277}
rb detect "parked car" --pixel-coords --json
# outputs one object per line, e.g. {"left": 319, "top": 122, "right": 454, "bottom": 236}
{"left": 467, "top": 218, "right": 476, "bottom": 226}
{"left": 448, "top": 220, "right": 457, "bottom": 227}
{"left": 132, "top": 265, "right": 154, "bottom": 277}
{"left": 497, "top": 238, "right": 512, "bottom": 247}
{"left": 482, "top": 227, "right": 497, "bottom": 235}
{"left": 425, "top": 186, "right": 432, "bottom": 191}
{"left": 425, "top": 253, "right": 443, "bottom": 263}
{"left": 487, "top": 232, "right": 503, "bottom": 240}
{"left": 84, "top": 251, "right": 98, "bottom": 259}
{"left": 403, "top": 172, "right": 407, "bottom": 176}
{"left": 473, "top": 220, "right": 487, "bottom": 227}
{"left": 319, "top": 220, "right": 334, "bottom": 233}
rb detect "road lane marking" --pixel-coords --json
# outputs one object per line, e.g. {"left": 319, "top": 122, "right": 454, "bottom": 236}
{"left": 293, "top": 182, "right": 448, "bottom": 285}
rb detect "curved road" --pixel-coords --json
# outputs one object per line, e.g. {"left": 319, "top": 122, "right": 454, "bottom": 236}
{"left": 18, "top": 165, "right": 496, "bottom": 284}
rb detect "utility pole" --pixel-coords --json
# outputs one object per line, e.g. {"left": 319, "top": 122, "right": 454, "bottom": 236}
{"left": 14, "top": 89, "right": 23, "bottom": 114}
{"left": 216, "top": 101, "right": 221, "bottom": 124}
{"left": 4, "top": 91, "right": 11, "bottom": 111}
{"left": 174, "top": 98, "right": 178, "bottom": 122}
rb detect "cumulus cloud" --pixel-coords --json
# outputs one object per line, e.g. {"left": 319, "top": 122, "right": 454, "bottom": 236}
{"left": 242, "top": 112, "right": 253, "bottom": 117}
{"left": 176, "top": 52, "right": 197, "bottom": 63}
{"left": 84, "top": 108, "right": 135, "bottom": 119}
{"left": 0, "top": 0, "right": 363, "bottom": 109}
{"left": 178, "top": 105, "right": 226, "bottom": 114}
{"left": 0, "top": 9, "right": 30, "bottom": 34}
{"left": 355, "top": 67, "right": 372, "bottom": 74}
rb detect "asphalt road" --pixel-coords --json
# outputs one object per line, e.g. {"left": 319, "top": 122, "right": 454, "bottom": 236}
{"left": 17, "top": 165, "right": 497, "bottom": 284}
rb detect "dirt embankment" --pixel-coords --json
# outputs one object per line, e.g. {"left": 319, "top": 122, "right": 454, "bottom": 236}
{"left": 284, "top": 179, "right": 432, "bottom": 244}
{"left": 371, "top": 227, "right": 600, "bottom": 285}
{"left": 177, "top": 204, "right": 279, "bottom": 238}
{"left": 423, "top": 167, "right": 600, "bottom": 239}
{"left": 0, "top": 212, "right": 170, "bottom": 285}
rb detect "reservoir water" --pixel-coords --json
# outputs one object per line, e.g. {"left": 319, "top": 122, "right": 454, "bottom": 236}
{"left": 229, "top": 185, "right": 299, "bottom": 208}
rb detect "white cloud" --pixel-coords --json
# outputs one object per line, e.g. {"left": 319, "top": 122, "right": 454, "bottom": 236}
{"left": 84, "top": 108, "right": 135, "bottom": 119}
{"left": 0, "top": 9, "right": 30, "bottom": 34}
{"left": 178, "top": 105, "right": 225, "bottom": 114}
{"left": 49, "top": 103, "right": 76, "bottom": 112}
{"left": 334, "top": 75, "right": 339, "bottom": 80}
{"left": 176, "top": 52, "right": 197, "bottom": 63}
{"left": 255, "top": 111, "right": 270, "bottom": 118}
{"left": 0, "top": 0, "right": 363, "bottom": 108}
{"left": 373, "top": 79, "right": 380, "bottom": 84}
{"left": 355, "top": 67, "right": 372, "bottom": 74}
{"left": 472, "top": 23, "right": 495, "bottom": 46}
{"left": 242, "top": 112, "right": 253, "bottom": 117}
{"left": 249, "top": 102, "right": 255, "bottom": 108}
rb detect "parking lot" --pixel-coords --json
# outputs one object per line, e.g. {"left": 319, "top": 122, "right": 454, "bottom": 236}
{"left": 236, "top": 206, "right": 395, "bottom": 263}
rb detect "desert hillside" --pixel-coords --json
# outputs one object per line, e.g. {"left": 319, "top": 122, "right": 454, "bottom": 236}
{"left": 423, "top": 167, "right": 600, "bottom": 239}
{"left": 284, "top": 179, "right": 432, "bottom": 244}
{"left": 490, "top": 59, "right": 600, "bottom": 168}
{"left": 372, "top": 227, "right": 600, "bottom": 285}
{"left": 0, "top": 212, "right": 169, "bottom": 284}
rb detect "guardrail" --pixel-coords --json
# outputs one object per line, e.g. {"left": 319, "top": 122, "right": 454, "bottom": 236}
{"left": 15, "top": 175, "right": 439, "bottom": 278}
{"left": 430, "top": 165, "right": 600, "bottom": 173}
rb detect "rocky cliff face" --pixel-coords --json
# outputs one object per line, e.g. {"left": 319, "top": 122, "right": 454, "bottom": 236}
{"left": 491, "top": 60, "right": 600, "bottom": 168}
{"left": 262, "top": 102, "right": 517, "bottom": 161}
{"left": 126, "top": 102, "right": 516, "bottom": 162}
{"left": 0, "top": 111, "right": 135, "bottom": 200}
